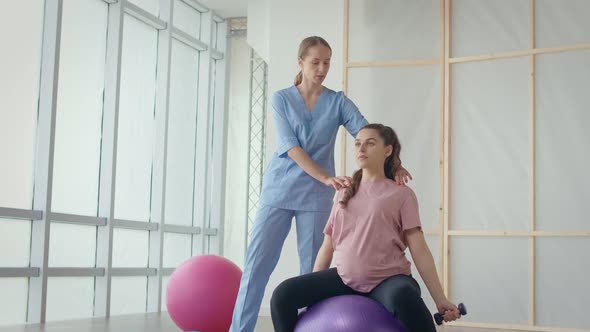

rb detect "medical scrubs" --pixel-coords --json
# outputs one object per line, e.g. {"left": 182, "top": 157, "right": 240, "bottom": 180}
{"left": 230, "top": 85, "right": 368, "bottom": 332}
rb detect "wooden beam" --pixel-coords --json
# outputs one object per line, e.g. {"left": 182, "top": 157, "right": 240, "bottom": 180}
{"left": 347, "top": 59, "right": 439, "bottom": 68}
{"left": 449, "top": 43, "right": 590, "bottom": 64}
{"left": 528, "top": 0, "right": 536, "bottom": 325}
{"left": 438, "top": 0, "right": 446, "bottom": 283}
{"left": 448, "top": 230, "right": 590, "bottom": 237}
{"left": 340, "top": 0, "right": 350, "bottom": 176}
{"left": 449, "top": 321, "right": 589, "bottom": 332}
{"left": 442, "top": 0, "right": 452, "bottom": 298}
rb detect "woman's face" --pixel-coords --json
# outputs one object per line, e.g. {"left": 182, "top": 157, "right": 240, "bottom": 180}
{"left": 354, "top": 129, "right": 391, "bottom": 169}
{"left": 298, "top": 45, "right": 331, "bottom": 85}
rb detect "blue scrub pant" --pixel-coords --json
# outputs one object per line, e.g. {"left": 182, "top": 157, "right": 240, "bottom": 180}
{"left": 229, "top": 205, "right": 331, "bottom": 332}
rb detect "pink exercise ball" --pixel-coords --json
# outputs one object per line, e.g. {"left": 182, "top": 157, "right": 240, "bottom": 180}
{"left": 166, "top": 255, "right": 242, "bottom": 332}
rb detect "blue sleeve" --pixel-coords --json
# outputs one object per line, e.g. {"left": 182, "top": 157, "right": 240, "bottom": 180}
{"left": 339, "top": 92, "right": 368, "bottom": 138}
{"left": 272, "top": 92, "right": 301, "bottom": 158}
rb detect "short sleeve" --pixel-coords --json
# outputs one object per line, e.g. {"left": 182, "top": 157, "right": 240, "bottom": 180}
{"left": 339, "top": 92, "right": 369, "bottom": 138}
{"left": 323, "top": 215, "right": 334, "bottom": 236}
{"left": 272, "top": 92, "right": 301, "bottom": 158}
{"left": 400, "top": 188, "right": 422, "bottom": 231}
{"left": 323, "top": 190, "right": 344, "bottom": 236}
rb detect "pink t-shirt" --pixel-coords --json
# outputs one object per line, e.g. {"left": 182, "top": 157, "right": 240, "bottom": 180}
{"left": 323, "top": 179, "right": 422, "bottom": 293}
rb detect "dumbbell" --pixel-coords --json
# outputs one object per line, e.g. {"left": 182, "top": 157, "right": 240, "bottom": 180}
{"left": 433, "top": 302, "right": 467, "bottom": 325}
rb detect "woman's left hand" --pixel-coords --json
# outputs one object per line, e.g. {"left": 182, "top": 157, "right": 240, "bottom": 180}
{"left": 394, "top": 166, "right": 412, "bottom": 186}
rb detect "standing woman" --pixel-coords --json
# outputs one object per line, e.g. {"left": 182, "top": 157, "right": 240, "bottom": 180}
{"left": 230, "top": 36, "right": 412, "bottom": 332}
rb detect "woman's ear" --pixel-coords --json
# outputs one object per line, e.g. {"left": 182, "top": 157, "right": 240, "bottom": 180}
{"left": 298, "top": 57, "right": 304, "bottom": 69}
{"left": 385, "top": 145, "right": 393, "bottom": 157}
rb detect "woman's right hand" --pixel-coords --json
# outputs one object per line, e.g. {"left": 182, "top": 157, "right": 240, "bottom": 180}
{"left": 435, "top": 298, "right": 461, "bottom": 323}
{"left": 322, "top": 176, "right": 352, "bottom": 190}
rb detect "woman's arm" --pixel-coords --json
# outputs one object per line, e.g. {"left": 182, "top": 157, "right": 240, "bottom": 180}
{"left": 272, "top": 92, "right": 349, "bottom": 190}
{"left": 406, "top": 228, "right": 460, "bottom": 322}
{"left": 288, "top": 147, "right": 350, "bottom": 190}
{"left": 312, "top": 235, "right": 334, "bottom": 272}
{"left": 406, "top": 228, "right": 445, "bottom": 303}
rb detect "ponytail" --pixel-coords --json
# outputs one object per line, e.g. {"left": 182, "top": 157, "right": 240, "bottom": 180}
{"left": 339, "top": 169, "right": 363, "bottom": 207}
{"left": 294, "top": 71, "right": 303, "bottom": 85}
{"left": 384, "top": 140, "right": 401, "bottom": 181}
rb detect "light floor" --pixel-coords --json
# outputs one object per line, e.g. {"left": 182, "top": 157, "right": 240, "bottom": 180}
{"left": 0, "top": 312, "right": 528, "bottom": 332}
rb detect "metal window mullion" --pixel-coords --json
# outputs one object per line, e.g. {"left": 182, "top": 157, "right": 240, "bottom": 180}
{"left": 27, "top": 0, "right": 63, "bottom": 324}
{"left": 0, "top": 207, "right": 43, "bottom": 220}
{"left": 203, "top": 12, "right": 218, "bottom": 254}
{"left": 193, "top": 11, "right": 214, "bottom": 255}
{"left": 94, "top": 0, "right": 124, "bottom": 318}
{"left": 180, "top": 0, "right": 209, "bottom": 13}
{"left": 203, "top": 227, "right": 217, "bottom": 236}
{"left": 210, "top": 48, "right": 223, "bottom": 60}
{"left": 47, "top": 268, "right": 105, "bottom": 277}
{"left": 123, "top": 1, "right": 167, "bottom": 30}
{"left": 212, "top": 13, "right": 224, "bottom": 23}
{"left": 112, "top": 218, "right": 158, "bottom": 231}
{"left": 207, "top": 20, "right": 228, "bottom": 255}
{"left": 146, "top": 0, "right": 173, "bottom": 313}
{"left": 48, "top": 212, "right": 107, "bottom": 226}
{"left": 171, "top": 27, "right": 208, "bottom": 51}
{"left": 0, "top": 268, "right": 40, "bottom": 278}
{"left": 162, "top": 224, "right": 201, "bottom": 234}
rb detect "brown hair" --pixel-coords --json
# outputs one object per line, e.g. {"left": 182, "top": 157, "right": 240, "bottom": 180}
{"left": 340, "top": 124, "right": 402, "bottom": 207}
{"left": 294, "top": 36, "right": 332, "bottom": 85}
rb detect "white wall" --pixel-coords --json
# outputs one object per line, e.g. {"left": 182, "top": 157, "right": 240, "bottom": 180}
{"left": 246, "top": 0, "right": 269, "bottom": 63}
{"left": 223, "top": 34, "right": 251, "bottom": 269}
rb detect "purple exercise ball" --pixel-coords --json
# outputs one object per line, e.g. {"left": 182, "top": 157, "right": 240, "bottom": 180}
{"left": 294, "top": 295, "right": 406, "bottom": 332}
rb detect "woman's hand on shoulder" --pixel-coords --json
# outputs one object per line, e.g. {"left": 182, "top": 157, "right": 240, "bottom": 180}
{"left": 322, "top": 176, "right": 352, "bottom": 190}
{"left": 394, "top": 166, "right": 413, "bottom": 186}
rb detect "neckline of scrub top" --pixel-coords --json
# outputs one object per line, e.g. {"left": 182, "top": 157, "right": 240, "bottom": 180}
{"left": 291, "top": 85, "right": 326, "bottom": 116}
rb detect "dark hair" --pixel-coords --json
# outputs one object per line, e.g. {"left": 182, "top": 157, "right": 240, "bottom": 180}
{"left": 340, "top": 124, "right": 402, "bottom": 207}
{"left": 294, "top": 36, "right": 332, "bottom": 85}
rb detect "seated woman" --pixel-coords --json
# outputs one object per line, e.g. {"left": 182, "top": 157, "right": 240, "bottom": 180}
{"left": 270, "top": 123, "right": 461, "bottom": 332}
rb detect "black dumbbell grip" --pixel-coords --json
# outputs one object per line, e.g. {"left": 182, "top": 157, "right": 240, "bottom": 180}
{"left": 434, "top": 303, "right": 467, "bottom": 325}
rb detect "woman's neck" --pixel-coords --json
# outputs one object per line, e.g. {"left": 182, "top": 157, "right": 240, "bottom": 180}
{"left": 360, "top": 168, "right": 387, "bottom": 182}
{"left": 297, "top": 81, "right": 323, "bottom": 97}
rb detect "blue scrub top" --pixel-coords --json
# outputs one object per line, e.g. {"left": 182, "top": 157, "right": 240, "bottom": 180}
{"left": 259, "top": 85, "right": 368, "bottom": 212}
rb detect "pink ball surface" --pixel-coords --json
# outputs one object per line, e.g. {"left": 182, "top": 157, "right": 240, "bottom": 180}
{"left": 166, "top": 255, "right": 242, "bottom": 332}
